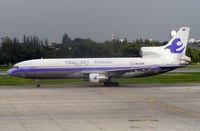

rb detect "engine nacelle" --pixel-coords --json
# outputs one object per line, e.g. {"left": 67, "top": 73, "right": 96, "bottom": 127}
{"left": 89, "top": 73, "right": 108, "bottom": 83}
{"left": 140, "top": 47, "right": 166, "bottom": 57}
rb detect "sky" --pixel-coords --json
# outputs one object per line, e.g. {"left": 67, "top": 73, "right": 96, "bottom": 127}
{"left": 0, "top": 0, "right": 199, "bottom": 42}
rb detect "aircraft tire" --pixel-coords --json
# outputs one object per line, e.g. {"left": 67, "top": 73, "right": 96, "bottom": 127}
{"left": 36, "top": 83, "right": 40, "bottom": 88}
{"left": 113, "top": 82, "right": 119, "bottom": 87}
{"left": 104, "top": 81, "right": 109, "bottom": 86}
{"left": 104, "top": 81, "right": 119, "bottom": 87}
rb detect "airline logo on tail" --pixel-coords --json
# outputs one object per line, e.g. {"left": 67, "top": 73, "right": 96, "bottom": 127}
{"left": 165, "top": 38, "right": 185, "bottom": 53}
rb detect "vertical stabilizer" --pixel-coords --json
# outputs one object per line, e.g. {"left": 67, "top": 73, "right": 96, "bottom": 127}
{"left": 164, "top": 27, "right": 190, "bottom": 55}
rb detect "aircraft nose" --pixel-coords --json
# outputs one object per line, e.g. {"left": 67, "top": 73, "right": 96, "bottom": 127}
{"left": 7, "top": 69, "right": 16, "bottom": 76}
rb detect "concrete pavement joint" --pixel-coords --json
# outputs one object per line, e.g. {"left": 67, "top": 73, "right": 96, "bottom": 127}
{"left": 10, "top": 104, "right": 28, "bottom": 131}
{"left": 146, "top": 98, "right": 200, "bottom": 119}
{"left": 0, "top": 85, "right": 200, "bottom": 131}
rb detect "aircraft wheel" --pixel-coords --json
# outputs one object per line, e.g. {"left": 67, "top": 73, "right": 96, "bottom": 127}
{"left": 35, "top": 79, "right": 41, "bottom": 88}
{"left": 104, "top": 81, "right": 112, "bottom": 86}
{"left": 104, "top": 81, "right": 109, "bottom": 86}
{"left": 108, "top": 82, "right": 113, "bottom": 87}
{"left": 104, "top": 81, "right": 119, "bottom": 87}
{"left": 113, "top": 82, "right": 119, "bottom": 87}
{"left": 36, "top": 83, "right": 40, "bottom": 88}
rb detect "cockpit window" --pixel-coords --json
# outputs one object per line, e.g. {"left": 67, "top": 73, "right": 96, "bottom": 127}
{"left": 13, "top": 66, "right": 19, "bottom": 69}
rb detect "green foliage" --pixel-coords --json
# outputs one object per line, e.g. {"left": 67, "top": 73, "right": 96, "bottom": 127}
{"left": 0, "top": 75, "right": 82, "bottom": 86}
{"left": 186, "top": 47, "right": 200, "bottom": 63}
{"left": 0, "top": 72, "right": 199, "bottom": 86}
{"left": 0, "top": 34, "right": 199, "bottom": 65}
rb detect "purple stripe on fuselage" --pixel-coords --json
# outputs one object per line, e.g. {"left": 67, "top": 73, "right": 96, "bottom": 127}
{"left": 8, "top": 66, "right": 145, "bottom": 75}
{"left": 7, "top": 64, "right": 183, "bottom": 75}
{"left": 15, "top": 67, "right": 137, "bottom": 73}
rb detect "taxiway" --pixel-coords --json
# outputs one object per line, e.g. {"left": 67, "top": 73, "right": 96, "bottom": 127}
{"left": 0, "top": 84, "right": 200, "bottom": 131}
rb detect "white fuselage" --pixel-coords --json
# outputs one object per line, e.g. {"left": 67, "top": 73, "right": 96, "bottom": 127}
{"left": 7, "top": 56, "right": 180, "bottom": 80}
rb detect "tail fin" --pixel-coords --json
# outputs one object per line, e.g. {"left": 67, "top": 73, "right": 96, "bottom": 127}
{"left": 141, "top": 27, "right": 191, "bottom": 64}
{"left": 164, "top": 27, "right": 190, "bottom": 55}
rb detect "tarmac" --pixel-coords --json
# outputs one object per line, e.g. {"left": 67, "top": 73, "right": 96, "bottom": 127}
{"left": 0, "top": 84, "right": 200, "bottom": 131}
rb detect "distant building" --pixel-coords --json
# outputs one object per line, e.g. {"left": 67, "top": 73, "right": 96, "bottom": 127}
{"left": 119, "top": 39, "right": 123, "bottom": 42}
{"left": 110, "top": 34, "right": 127, "bottom": 42}
{"left": 189, "top": 38, "right": 200, "bottom": 43}
{"left": 170, "top": 30, "right": 177, "bottom": 38}
{"left": 111, "top": 34, "right": 117, "bottom": 41}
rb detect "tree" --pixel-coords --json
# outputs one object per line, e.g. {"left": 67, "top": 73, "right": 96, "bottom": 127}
{"left": 186, "top": 47, "right": 200, "bottom": 63}
{"left": 62, "top": 33, "right": 72, "bottom": 44}
{"left": 0, "top": 34, "right": 199, "bottom": 65}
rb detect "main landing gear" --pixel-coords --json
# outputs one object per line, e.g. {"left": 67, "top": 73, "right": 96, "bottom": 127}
{"left": 35, "top": 79, "right": 40, "bottom": 87}
{"left": 104, "top": 81, "right": 119, "bottom": 87}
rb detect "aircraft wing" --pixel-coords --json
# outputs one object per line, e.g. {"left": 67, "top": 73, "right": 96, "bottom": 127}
{"left": 81, "top": 65, "right": 161, "bottom": 74}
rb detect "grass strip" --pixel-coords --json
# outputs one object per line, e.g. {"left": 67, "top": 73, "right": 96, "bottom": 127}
{"left": 0, "top": 72, "right": 199, "bottom": 86}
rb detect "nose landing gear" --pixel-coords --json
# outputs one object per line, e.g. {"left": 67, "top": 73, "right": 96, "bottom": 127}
{"left": 35, "top": 79, "right": 40, "bottom": 87}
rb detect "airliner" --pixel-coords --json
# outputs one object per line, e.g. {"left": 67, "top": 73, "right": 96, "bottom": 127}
{"left": 7, "top": 27, "right": 191, "bottom": 87}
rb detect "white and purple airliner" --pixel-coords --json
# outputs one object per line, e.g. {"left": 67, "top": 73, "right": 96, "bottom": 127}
{"left": 8, "top": 27, "right": 191, "bottom": 87}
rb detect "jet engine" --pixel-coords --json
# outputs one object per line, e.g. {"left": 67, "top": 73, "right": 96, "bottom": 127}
{"left": 140, "top": 47, "right": 166, "bottom": 57}
{"left": 89, "top": 73, "right": 108, "bottom": 83}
